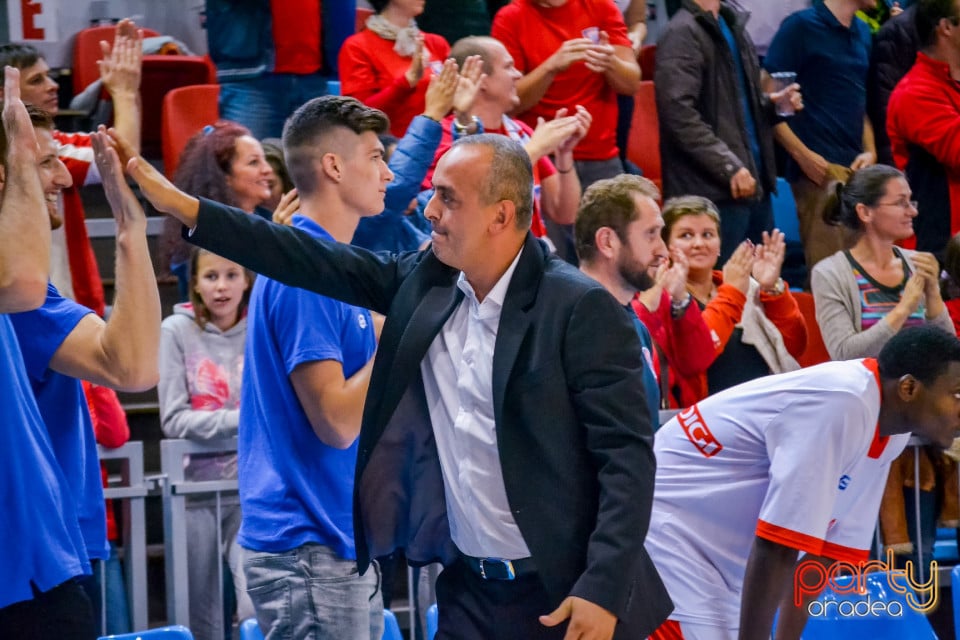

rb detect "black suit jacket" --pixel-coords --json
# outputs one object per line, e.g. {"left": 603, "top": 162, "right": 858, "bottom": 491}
{"left": 187, "top": 199, "right": 673, "bottom": 636}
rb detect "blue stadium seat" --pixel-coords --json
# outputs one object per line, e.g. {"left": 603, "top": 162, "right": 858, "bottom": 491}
{"left": 427, "top": 603, "right": 439, "bottom": 639}
{"left": 99, "top": 626, "right": 194, "bottom": 640}
{"left": 383, "top": 609, "right": 403, "bottom": 640}
{"left": 798, "top": 571, "right": 937, "bottom": 639}
{"left": 327, "top": 80, "right": 342, "bottom": 96}
{"left": 240, "top": 612, "right": 403, "bottom": 640}
{"left": 239, "top": 618, "right": 263, "bottom": 640}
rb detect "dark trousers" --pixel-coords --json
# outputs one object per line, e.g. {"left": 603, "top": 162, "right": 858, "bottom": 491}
{"left": 435, "top": 559, "right": 565, "bottom": 640}
{"left": 716, "top": 195, "right": 774, "bottom": 267}
{"left": 0, "top": 578, "right": 96, "bottom": 640}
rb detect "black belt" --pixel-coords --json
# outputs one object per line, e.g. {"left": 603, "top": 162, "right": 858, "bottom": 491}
{"left": 461, "top": 554, "right": 537, "bottom": 580}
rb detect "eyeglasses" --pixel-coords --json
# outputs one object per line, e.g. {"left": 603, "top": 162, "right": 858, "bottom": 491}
{"left": 875, "top": 199, "right": 919, "bottom": 211}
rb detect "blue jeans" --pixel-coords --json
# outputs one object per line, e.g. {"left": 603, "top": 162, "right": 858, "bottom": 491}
{"left": 103, "top": 542, "right": 131, "bottom": 635}
{"left": 243, "top": 543, "right": 383, "bottom": 640}
{"left": 716, "top": 196, "right": 774, "bottom": 267}
{"left": 219, "top": 74, "right": 330, "bottom": 140}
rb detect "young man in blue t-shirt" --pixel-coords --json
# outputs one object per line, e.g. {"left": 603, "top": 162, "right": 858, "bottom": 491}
{"left": 6, "top": 121, "right": 160, "bottom": 635}
{"left": 237, "top": 96, "right": 390, "bottom": 639}
{"left": 0, "top": 69, "right": 93, "bottom": 639}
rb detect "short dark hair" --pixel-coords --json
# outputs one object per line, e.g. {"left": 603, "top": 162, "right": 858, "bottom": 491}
{"left": 576, "top": 174, "right": 661, "bottom": 263}
{"left": 916, "top": 0, "right": 960, "bottom": 48}
{"left": 0, "top": 43, "right": 42, "bottom": 70}
{"left": 878, "top": 325, "right": 960, "bottom": 385}
{"left": 173, "top": 120, "right": 254, "bottom": 209}
{"left": 450, "top": 133, "right": 534, "bottom": 229}
{"left": 449, "top": 36, "right": 497, "bottom": 76}
{"left": 0, "top": 103, "right": 54, "bottom": 167}
{"left": 661, "top": 195, "right": 721, "bottom": 242}
{"left": 823, "top": 164, "right": 904, "bottom": 232}
{"left": 281, "top": 95, "right": 389, "bottom": 196}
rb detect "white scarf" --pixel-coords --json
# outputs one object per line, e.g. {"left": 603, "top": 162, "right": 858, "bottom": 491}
{"left": 365, "top": 13, "right": 421, "bottom": 57}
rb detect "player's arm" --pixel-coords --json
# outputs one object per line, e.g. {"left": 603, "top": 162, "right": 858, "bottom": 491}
{"left": 48, "top": 129, "right": 159, "bottom": 391}
{"left": 773, "top": 553, "right": 833, "bottom": 640}
{"left": 0, "top": 67, "right": 49, "bottom": 312}
{"left": 289, "top": 357, "right": 375, "bottom": 449}
{"left": 99, "top": 19, "right": 143, "bottom": 155}
{"left": 739, "top": 536, "right": 804, "bottom": 640}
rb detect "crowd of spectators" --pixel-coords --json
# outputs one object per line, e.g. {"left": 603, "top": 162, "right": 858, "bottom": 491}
{"left": 8, "top": 0, "right": 960, "bottom": 639}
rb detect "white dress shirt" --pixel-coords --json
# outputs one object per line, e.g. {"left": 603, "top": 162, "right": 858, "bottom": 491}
{"left": 420, "top": 249, "right": 531, "bottom": 560}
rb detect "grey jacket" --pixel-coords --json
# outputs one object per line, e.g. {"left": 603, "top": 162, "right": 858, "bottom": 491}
{"left": 655, "top": 0, "right": 778, "bottom": 203}
{"left": 811, "top": 249, "right": 953, "bottom": 360}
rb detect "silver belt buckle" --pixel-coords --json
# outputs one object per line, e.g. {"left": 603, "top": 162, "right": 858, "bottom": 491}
{"left": 479, "top": 558, "right": 516, "bottom": 580}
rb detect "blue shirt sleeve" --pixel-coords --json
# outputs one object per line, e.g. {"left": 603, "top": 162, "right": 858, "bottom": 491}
{"left": 9, "top": 283, "right": 93, "bottom": 381}
{"left": 264, "top": 281, "right": 350, "bottom": 374}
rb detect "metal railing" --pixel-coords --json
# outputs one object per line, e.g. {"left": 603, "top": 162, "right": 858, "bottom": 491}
{"left": 97, "top": 441, "right": 151, "bottom": 631}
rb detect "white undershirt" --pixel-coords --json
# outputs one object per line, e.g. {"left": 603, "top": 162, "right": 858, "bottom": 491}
{"left": 420, "top": 248, "right": 531, "bottom": 559}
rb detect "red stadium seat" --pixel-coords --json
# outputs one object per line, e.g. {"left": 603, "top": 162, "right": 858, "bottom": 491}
{"left": 626, "top": 81, "right": 661, "bottom": 195}
{"left": 639, "top": 44, "right": 656, "bottom": 81}
{"left": 793, "top": 291, "right": 832, "bottom": 367}
{"left": 72, "top": 24, "right": 160, "bottom": 95}
{"left": 140, "top": 55, "right": 217, "bottom": 159}
{"left": 161, "top": 84, "right": 220, "bottom": 179}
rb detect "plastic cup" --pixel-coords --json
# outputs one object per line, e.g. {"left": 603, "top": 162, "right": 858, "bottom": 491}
{"left": 771, "top": 71, "right": 797, "bottom": 117}
{"left": 582, "top": 26, "right": 600, "bottom": 44}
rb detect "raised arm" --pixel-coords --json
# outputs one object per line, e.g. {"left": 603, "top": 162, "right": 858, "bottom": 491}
{"left": 0, "top": 66, "right": 49, "bottom": 312}
{"left": 99, "top": 18, "right": 143, "bottom": 155}
{"left": 47, "top": 128, "right": 159, "bottom": 390}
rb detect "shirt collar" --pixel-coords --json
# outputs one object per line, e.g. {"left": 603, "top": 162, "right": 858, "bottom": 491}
{"left": 456, "top": 246, "right": 524, "bottom": 311}
{"left": 291, "top": 213, "right": 334, "bottom": 241}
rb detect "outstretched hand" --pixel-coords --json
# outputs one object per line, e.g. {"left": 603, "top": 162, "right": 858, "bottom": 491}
{"left": 99, "top": 18, "right": 143, "bottom": 96}
{"left": 2, "top": 66, "right": 40, "bottom": 165}
{"left": 423, "top": 58, "right": 459, "bottom": 122}
{"left": 752, "top": 230, "right": 786, "bottom": 290}
{"left": 452, "top": 55, "right": 486, "bottom": 116}
{"left": 104, "top": 127, "right": 200, "bottom": 227}
{"left": 92, "top": 125, "right": 145, "bottom": 230}
{"left": 540, "top": 596, "right": 617, "bottom": 640}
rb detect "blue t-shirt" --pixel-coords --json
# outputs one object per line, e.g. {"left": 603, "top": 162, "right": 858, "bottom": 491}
{"left": 237, "top": 215, "right": 376, "bottom": 558}
{"left": 0, "top": 314, "right": 89, "bottom": 608}
{"left": 9, "top": 284, "right": 107, "bottom": 561}
{"left": 764, "top": 4, "right": 871, "bottom": 176}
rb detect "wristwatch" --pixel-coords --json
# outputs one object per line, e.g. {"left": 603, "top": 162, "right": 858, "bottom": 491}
{"left": 761, "top": 278, "right": 786, "bottom": 297}
{"left": 452, "top": 114, "right": 481, "bottom": 137}
{"left": 670, "top": 293, "right": 692, "bottom": 319}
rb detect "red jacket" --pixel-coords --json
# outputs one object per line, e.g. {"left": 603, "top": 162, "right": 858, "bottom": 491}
{"left": 632, "top": 290, "right": 715, "bottom": 408}
{"left": 887, "top": 52, "right": 960, "bottom": 254}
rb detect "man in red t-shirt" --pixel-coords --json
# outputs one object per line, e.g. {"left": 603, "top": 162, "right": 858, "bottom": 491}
{"left": 492, "top": 0, "right": 639, "bottom": 187}
{"left": 426, "top": 36, "right": 589, "bottom": 245}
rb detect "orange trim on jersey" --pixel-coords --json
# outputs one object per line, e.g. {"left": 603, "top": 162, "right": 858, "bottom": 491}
{"left": 820, "top": 540, "right": 870, "bottom": 564}
{"left": 861, "top": 358, "right": 889, "bottom": 459}
{"left": 649, "top": 619, "right": 685, "bottom": 640}
{"left": 756, "top": 520, "right": 826, "bottom": 556}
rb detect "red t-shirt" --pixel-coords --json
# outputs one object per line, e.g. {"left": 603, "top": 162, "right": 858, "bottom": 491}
{"left": 492, "top": 0, "right": 630, "bottom": 161}
{"left": 339, "top": 29, "right": 451, "bottom": 136}
{"left": 425, "top": 115, "right": 555, "bottom": 238}
{"left": 272, "top": 0, "right": 323, "bottom": 74}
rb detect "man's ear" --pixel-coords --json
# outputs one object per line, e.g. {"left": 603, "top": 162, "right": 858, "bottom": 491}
{"left": 319, "top": 152, "right": 341, "bottom": 183}
{"left": 897, "top": 374, "right": 921, "bottom": 403}
{"left": 0, "top": 164, "right": 6, "bottom": 192}
{"left": 594, "top": 226, "right": 619, "bottom": 259}
{"left": 489, "top": 200, "right": 516, "bottom": 234}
